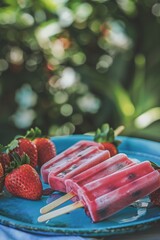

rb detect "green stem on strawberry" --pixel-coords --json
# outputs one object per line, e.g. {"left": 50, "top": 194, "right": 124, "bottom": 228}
{"left": 25, "top": 127, "right": 42, "bottom": 140}
{"left": 94, "top": 123, "right": 123, "bottom": 156}
{"left": 5, "top": 127, "right": 42, "bottom": 152}
{"left": 11, "top": 127, "right": 42, "bottom": 142}
{"left": 6, "top": 152, "right": 30, "bottom": 174}
{"left": 150, "top": 161, "right": 160, "bottom": 170}
{"left": 4, "top": 127, "right": 42, "bottom": 169}
{"left": 6, "top": 139, "right": 19, "bottom": 152}
{"left": 94, "top": 123, "right": 122, "bottom": 146}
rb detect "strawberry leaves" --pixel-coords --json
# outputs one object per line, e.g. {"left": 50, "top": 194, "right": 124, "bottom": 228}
{"left": 8, "top": 127, "right": 42, "bottom": 142}
{"left": 25, "top": 127, "right": 42, "bottom": 140}
{"left": 6, "top": 139, "right": 19, "bottom": 152}
{"left": 94, "top": 123, "right": 121, "bottom": 147}
{"left": 93, "top": 123, "right": 123, "bottom": 156}
{"left": 6, "top": 152, "right": 30, "bottom": 174}
{"left": 150, "top": 161, "right": 160, "bottom": 170}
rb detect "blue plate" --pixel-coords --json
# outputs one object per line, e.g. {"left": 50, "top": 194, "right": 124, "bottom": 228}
{"left": 0, "top": 135, "right": 160, "bottom": 237}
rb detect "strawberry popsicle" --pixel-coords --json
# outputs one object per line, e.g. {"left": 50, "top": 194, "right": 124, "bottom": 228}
{"left": 41, "top": 140, "right": 104, "bottom": 183}
{"left": 38, "top": 161, "right": 160, "bottom": 223}
{"left": 40, "top": 153, "right": 134, "bottom": 214}
{"left": 78, "top": 161, "right": 160, "bottom": 222}
{"left": 48, "top": 147, "right": 110, "bottom": 192}
{"left": 65, "top": 153, "right": 134, "bottom": 198}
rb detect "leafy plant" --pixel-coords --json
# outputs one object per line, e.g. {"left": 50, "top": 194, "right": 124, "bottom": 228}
{"left": 0, "top": 0, "right": 159, "bottom": 143}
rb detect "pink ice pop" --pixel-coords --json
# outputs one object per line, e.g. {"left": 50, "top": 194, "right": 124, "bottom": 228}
{"left": 38, "top": 160, "right": 160, "bottom": 223}
{"left": 40, "top": 153, "right": 134, "bottom": 215}
{"left": 65, "top": 153, "right": 134, "bottom": 198}
{"left": 48, "top": 147, "right": 110, "bottom": 192}
{"left": 41, "top": 140, "right": 104, "bottom": 183}
{"left": 78, "top": 161, "right": 160, "bottom": 222}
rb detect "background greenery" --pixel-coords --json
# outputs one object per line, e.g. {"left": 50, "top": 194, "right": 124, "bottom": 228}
{"left": 0, "top": 0, "right": 160, "bottom": 144}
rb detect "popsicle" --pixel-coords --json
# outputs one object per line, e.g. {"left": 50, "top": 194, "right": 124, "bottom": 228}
{"left": 38, "top": 161, "right": 160, "bottom": 223}
{"left": 41, "top": 140, "right": 104, "bottom": 183}
{"left": 41, "top": 125, "right": 125, "bottom": 184}
{"left": 48, "top": 146, "right": 110, "bottom": 192}
{"left": 40, "top": 153, "right": 134, "bottom": 214}
{"left": 78, "top": 161, "right": 160, "bottom": 222}
{"left": 40, "top": 126, "right": 125, "bottom": 214}
{"left": 65, "top": 153, "right": 134, "bottom": 198}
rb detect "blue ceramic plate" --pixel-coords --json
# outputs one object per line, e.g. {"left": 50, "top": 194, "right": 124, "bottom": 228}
{"left": 0, "top": 135, "right": 160, "bottom": 237}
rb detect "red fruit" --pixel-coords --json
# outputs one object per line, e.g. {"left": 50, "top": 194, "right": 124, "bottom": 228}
{"left": 5, "top": 163, "right": 42, "bottom": 200}
{"left": 94, "top": 123, "right": 121, "bottom": 157}
{"left": 33, "top": 138, "right": 56, "bottom": 168}
{"left": 0, "top": 160, "right": 5, "bottom": 193}
{"left": 149, "top": 168, "right": 160, "bottom": 206}
{"left": 101, "top": 142, "right": 118, "bottom": 157}
{"left": 150, "top": 188, "right": 160, "bottom": 206}
{"left": 6, "top": 127, "right": 42, "bottom": 168}
{"left": 8, "top": 138, "right": 38, "bottom": 168}
{"left": 0, "top": 152, "right": 11, "bottom": 169}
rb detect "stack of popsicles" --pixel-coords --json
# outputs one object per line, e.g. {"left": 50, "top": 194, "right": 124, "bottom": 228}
{"left": 38, "top": 140, "right": 160, "bottom": 223}
{"left": 41, "top": 140, "right": 104, "bottom": 183}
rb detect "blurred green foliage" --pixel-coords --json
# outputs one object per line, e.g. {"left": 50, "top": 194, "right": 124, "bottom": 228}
{"left": 0, "top": 0, "right": 160, "bottom": 144}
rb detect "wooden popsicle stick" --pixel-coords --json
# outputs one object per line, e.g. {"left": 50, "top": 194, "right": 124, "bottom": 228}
{"left": 114, "top": 125, "right": 125, "bottom": 137}
{"left": 84, "top": 125, "right": 125, "bottom": 136}
{"left": 38, "top": 201, "right": 83, "bottom": 223}
{"left": 40, "top": 192, "right": 75, "bottom": 214}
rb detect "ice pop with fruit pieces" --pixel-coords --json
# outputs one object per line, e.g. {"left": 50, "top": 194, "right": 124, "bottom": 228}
{"left": 38, "top": 161, "right": 160, "bottom": 223}
{"left": 48, "top": 147, "right": 110, "bottom": 193}
{"left": 41, "top": 124, "right": 124, "bottom": 183}
{"left": 79, "top": 162, "right": 160, "bottom": 222}
{"left": 65, "top": 153, "right": 134, "bottom": 199}
{"left": 40, "top": 126, "right": 125, "bottom": 214}
{"left": 40, "top": 153, "right": 134, "bottom": 214}
{"left": 41, "top": 140, "right": 104, "bottom": 183}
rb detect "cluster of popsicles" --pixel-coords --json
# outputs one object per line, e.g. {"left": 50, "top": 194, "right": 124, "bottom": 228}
{"left": 38, "top": 138, "right": 160, "bottom": 223}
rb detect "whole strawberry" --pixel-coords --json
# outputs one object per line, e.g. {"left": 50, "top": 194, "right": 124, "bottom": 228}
{"left": 6, "top": 128, "right": 41, "bottom": 168}
{"left": 94, "top": 123, "right": 122, "bottom": 156}
{"left": 5, "top": 153, "right": 42, "bottom": 200}
{"left": 33, "top": 138, "right": 56, "bottom": 168}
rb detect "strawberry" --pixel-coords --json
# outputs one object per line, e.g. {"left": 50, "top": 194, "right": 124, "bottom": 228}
{"left": 0, "top": 145, "right": 11, "bottom": 169}
{"left": 94, "top": 123, "right": 121, "bottom": 156}
{"left": 0, "top": 153, "right": 11, "bottom": 169}
{"left": 0, "top": 145, "right": 10, "bottom": 193}
{"left": 0, "top": 158, "right": 5, "bottom": 193}
{"left": 33, "top": 138, "right": 56, "bottom": 168}
{"left": 6, "top": 127, "right": 41, "bottom": 168}
{"left": 99, "top": 142, "right": 118, "bottom": 156}
{"left": 150, "top": 188, "right": 160, "bottom": 206}
{"left": 149, "top": 165, "right": 160, "bottom": 206}
{"left": 7, "top": 138, "right": 38, "bottom": 168}
{"left": 5, "top": 153, "right": 42, "bottom": 200}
